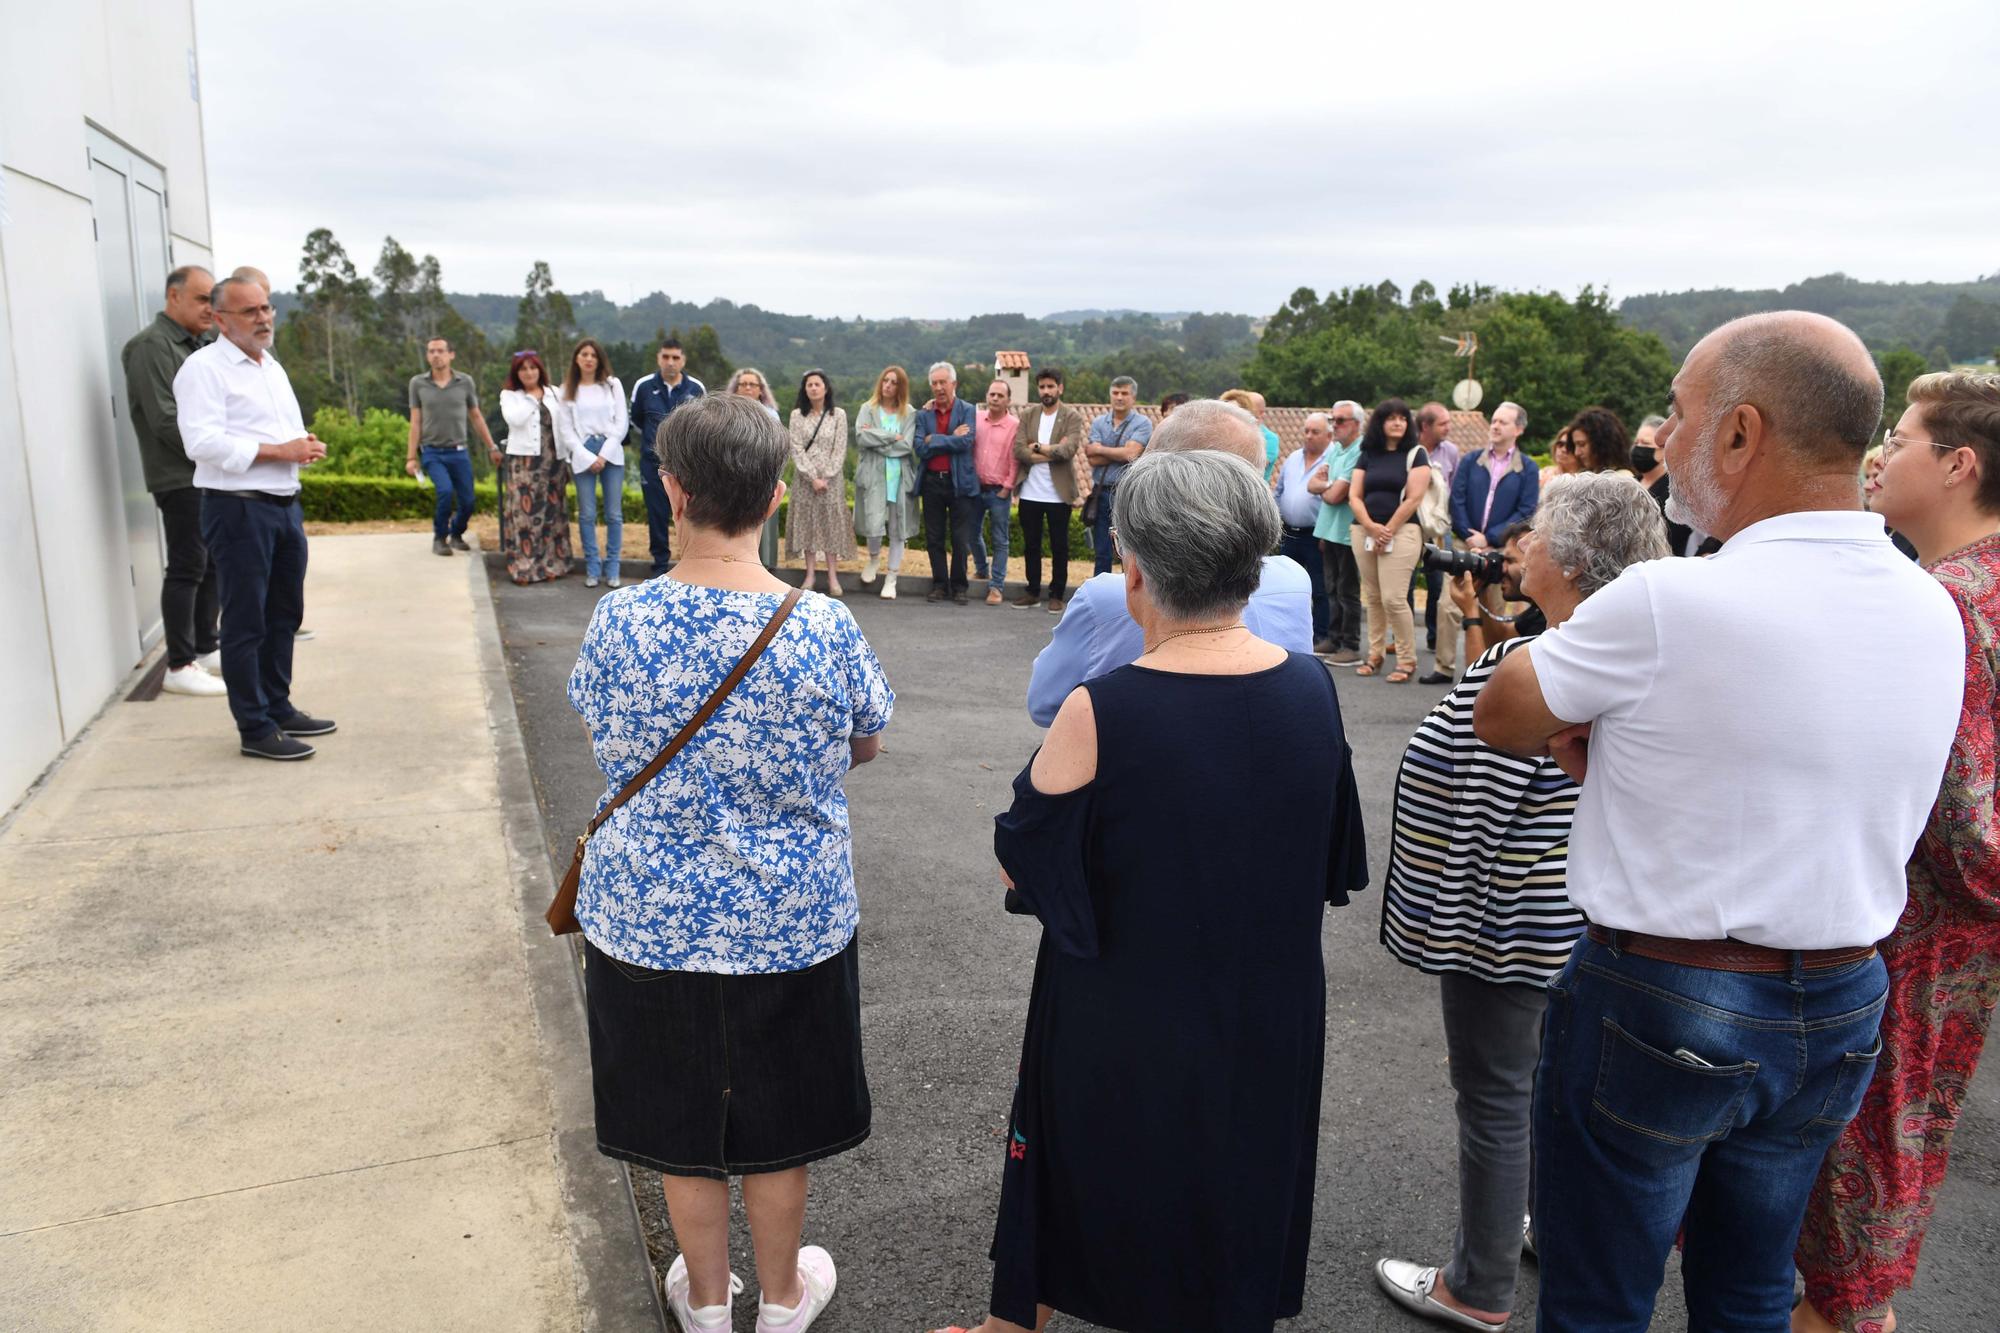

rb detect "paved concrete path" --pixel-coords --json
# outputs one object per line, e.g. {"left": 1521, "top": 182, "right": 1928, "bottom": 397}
{"left": 491, "top": 558, "right": 2000, "bottom": 1332}
{"left": 0, "top": 534, "right": 655, "bottom": 1332}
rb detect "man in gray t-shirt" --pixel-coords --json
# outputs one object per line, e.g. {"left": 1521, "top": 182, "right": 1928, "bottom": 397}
{"left": 404, "top": 336, "right": 499, "bottom": 554}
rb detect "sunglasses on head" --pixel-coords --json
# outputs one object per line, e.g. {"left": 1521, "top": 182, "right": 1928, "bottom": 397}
{"left": 512, "top": 350, "right": 538, "bottom": 360}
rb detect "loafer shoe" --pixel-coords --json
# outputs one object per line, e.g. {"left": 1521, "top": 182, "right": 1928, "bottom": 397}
{"left": 1011, "top": 592, "right": 1042, "bottom": 608}
{"left": 1373, "top": 1259, "right": 1507, "bottom": 1330}
{"left": 1418, "top": 671, "right": 1456, "bottom": 685}
{"left": 660, "top": 1253, "right": 742, "bottom": 1332}
{"left": 275, "top": 712, "right": 337, "bottom": 737}
{"left": 755, "top": 1244, "right": 836, "bottom": 1333}
{"left": 1327, "top": 649, "right": 1362, "bottom": 664}
{"left": 241, "top": 731, "right": 315, "bottom": 761}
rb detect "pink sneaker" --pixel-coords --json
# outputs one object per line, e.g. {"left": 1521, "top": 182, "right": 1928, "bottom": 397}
{"left": 755, "top": 1245, "right": 837, "bottom": 1333}
{"left": 661, "top": 1253, "right": 742, "bottom": 1332}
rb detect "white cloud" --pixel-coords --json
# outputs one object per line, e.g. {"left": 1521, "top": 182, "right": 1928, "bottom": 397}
{"left": 196, "top": 0, "right": 2000, "bottom": 317}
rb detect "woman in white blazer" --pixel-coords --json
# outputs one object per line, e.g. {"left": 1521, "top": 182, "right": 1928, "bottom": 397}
{"left": 557, "top": 338, "right": 629, "bottom": 588}
{"left": 496, "top": 350, "right": 572, "bottom": 584}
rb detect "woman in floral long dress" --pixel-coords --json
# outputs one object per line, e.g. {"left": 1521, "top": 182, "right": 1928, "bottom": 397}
{"left": 786, "top": 369, "right": 855, "bottom": 596}
{"left": 496, "top": 350, "right": 571, "bottom": 584}
{"left": 1795, "top": 371, "right": 2000, "bottom": 1333}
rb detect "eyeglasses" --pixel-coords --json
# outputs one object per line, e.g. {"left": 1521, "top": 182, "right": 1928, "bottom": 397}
{"left": 1880, "top": 432, "right": 1956, "bottom": 461}
{"left": 216, "top": 303, "right": 274, "bottom": 318}
{"left": 1553, "top": 440, "right": 1575, "bottom": 453}
{"left": 1330, "top": 416, "right": 1356, "bottom": 425}
{"left": 1109, "top": 525, "right": 1123, "bottom": 554}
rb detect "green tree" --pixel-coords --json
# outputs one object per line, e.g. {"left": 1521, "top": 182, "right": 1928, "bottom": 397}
{"left": 669, "top": 323, "right": 733, "bottom": 389}
{"left": 1877, "top": 345, "right": 1931, "bottom": 433}
{"left": 515, "top": 261, "right": 577, "bottom": 374}
{"left": 292, "top": 227, "right": 375, "bottom": 417}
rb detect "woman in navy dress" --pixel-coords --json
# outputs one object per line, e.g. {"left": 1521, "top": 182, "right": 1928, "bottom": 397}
{"left": 934, "top": 450, "right": 1369, "bottom": 1333}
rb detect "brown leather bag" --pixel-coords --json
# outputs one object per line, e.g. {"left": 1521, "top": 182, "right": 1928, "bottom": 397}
{"left": 546, "top": 588, "right": 803, "bottom": 935}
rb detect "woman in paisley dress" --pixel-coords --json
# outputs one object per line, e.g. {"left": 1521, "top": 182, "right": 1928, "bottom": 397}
{"left": 568, "top": 393, "right": 894, "bottom": 1333}
{"left": 1796, "top": 371, "right": 2000, "bottom": 1333}
{"left": 495, "top": 351, "right": 571, "bottom": 584}
{"left": 786, "top": 369, "right": 855, "bottom": 595}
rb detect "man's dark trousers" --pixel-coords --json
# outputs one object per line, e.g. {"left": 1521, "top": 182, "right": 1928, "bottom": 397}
{"left": 1280, "top": 527, "right": 1329, "bottom": 642}
{"left": 200, "top": 491, "right": 308, "bottom": 740}
{"left": 1091, "top": 484, "right": 1119, "bottom": 575}
{"left": 1322, "top": 538, "right": 1361, "bottom": 652}
{"left": 1019, "top": 499, "right": 1070, "bottom": 602}
{"left": 155, "top": 486, "right": 219, "bottom": 670}
{"left": 921, "top": 470, "right": 976, "bottom": 594}
{"left": 638, "top": 449, "right": 673, "bottom": 574}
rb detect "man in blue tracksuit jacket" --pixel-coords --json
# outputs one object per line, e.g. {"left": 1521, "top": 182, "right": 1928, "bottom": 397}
{"left": 627, "top": 337, "right": 705, "bottom": 574}
{"left": 911, "top": 361, "right": 982, "bottom": 603}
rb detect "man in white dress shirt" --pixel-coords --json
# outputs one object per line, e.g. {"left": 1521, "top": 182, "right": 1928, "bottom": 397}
{"left": 174, "top": 275, "right": 338, "bottom": 760}
{"left": 1026, "top": 398, "right": 1312, "bottom": 725}
{"left": 1474, "top": 312, "right": 1963, "bottom": 1331}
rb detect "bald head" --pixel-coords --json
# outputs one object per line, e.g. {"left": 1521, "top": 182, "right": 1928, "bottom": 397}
{"left": 1149, "top": 398, "right": 1266, "bottom": 471}
{"left": 1688, "top": 311, "right": 1882, "bottom": 465}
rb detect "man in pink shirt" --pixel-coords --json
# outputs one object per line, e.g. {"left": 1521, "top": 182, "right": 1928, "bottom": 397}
{"left": 971, "top": 378, "right": 1021, "bottom": 604}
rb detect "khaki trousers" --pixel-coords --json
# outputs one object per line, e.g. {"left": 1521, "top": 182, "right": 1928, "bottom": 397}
{"left": 1354, "top": 523, "right": 1421, "bottom": 671}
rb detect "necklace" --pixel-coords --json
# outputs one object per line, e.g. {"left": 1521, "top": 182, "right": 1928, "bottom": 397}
{"left": 1144, "top": 621, "right": 1246, "bottom": 654}
{"left": 676, "top": 552, "right": 754, "bottom": 565}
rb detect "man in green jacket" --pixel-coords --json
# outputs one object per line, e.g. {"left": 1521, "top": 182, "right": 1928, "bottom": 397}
{"left": 121, "top": 264, "right": 224, "bottom": 697}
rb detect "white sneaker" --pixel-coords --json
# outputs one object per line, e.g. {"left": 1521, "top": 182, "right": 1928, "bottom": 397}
{"left": 879, "top": 573, "right": 897, "bottom": 600}
{"left": 608, "top": 575, "right": 621, "bottom": 588}
{"left": 162, "top": 664, "right": 228, "bottom": 697}
{"left": 660, "top": 1254, "right": 742, "bottom": 1333}
{"left": 196, "top": 650, "right": 222, "bottom": 675}
{"left": 860, "top": 553, "right": 879, "bottom": 585}
{"left": 585, "top": 576, "right": 599, "bottom": 588}
{"left": 755, "top": 1245, "right": 836, "bottom": 1333}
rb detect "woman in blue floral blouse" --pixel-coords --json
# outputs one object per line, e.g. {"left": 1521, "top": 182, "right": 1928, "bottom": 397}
{"left": 568, "top": 392, "right": 894, "bottom": 1333}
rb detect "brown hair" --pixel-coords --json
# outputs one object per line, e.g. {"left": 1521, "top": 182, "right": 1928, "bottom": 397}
{"left": 563, "top": 338, "right": 610, "bottom": 401}
{"left": 1908, "top": 371, "right": 2000, "bottom": 515}
{"left": 869, "top": 364, "right": 910, "bottom": 413}
{"left": 1561, "top": 406, "right": 1633, "bottom": 473}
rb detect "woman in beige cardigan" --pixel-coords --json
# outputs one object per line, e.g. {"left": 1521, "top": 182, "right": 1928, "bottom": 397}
{"left": 786, "top": 370, "right": 855, "bottom": 596}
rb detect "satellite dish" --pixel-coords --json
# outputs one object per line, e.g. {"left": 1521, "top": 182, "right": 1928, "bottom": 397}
{"left": 1452, "top": 378, "right": 1484, "bottom": 411}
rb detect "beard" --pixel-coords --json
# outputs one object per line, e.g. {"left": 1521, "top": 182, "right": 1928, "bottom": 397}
{"left": 1663, "top": 418, "right": 1724, "bottom": 534}
{"left": 1039, "top": 393, "right": 1058, "bottom": 409}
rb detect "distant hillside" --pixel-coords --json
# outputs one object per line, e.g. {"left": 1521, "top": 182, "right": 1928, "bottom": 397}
{"left": 1618, "top": 272, "right": 2000, "bottom": 359}
{"left": 1043, "top": 308, "right": 1195, "bottom": 326}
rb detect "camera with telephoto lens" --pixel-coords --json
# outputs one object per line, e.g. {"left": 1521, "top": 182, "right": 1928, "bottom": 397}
{"left": 1422, "top": 543, "right": 1506, "bottom": 587}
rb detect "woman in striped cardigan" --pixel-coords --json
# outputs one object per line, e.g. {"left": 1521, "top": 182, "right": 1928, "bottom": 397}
{"left": 1371, "top": 472, "right": 1668, "bottom": 1332}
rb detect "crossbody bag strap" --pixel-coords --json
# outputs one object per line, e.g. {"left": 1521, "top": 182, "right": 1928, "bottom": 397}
{"left": 546, "top": 587, "right": 803, "bottom": 934}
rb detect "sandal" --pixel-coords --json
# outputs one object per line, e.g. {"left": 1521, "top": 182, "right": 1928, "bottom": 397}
{"left": 1354, "top": 658, "right": 1385, "bottom": 677}
{"left": 1386, "top": 668, "right": 1413, "bottom": 683}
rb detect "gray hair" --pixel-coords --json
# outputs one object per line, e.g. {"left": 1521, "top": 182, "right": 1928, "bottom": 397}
{"left": 1639, "top": 413, "right": 1668, "bottom": 432}
{"left": 212, "top": 275, "right": 264, "bottom": 310}
{"left": 1533, "top": 472, "right": 1670, "bottom": 596}
{"left": 1112, "top": 450, "right": 1280, "bottom": 620}
{"left": 1705, "top": 312, "right": 1882, "bottom": 465}
{"left": 1303, "top": 411, "right": 1330, "bottom": 430}
{"left": 927, "top": 360, "right": 957, "bottom": 383}
{"left": 1496, "top": 400, "right": 1529, "bottom": 434}
{"left": 1148, "top": 397, "right": 1265, "bottom": 471}
{"left": 1110, "top": 375, "right": 1138, "bottom": 393}
{"left": 165, "top": 265, "right": 211, "bottom": 295}
{"left": 660, "top": 394, "right": 789, "bottom": 536}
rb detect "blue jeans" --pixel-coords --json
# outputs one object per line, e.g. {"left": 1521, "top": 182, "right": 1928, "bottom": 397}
{"left": 419, "top": 445, "right": 476, "bottom": 539}
{"left": 199, "top": 490, "right": 307, "bottom": 739}
{"left": 1279, "top": 528, "right": 1328, "bottom": 642}
{"left": 1092, "top": 483, "right": 1118, "bottom": 576}
{"left": 1533, "top": 935, "right": 1887, "bottom": 1333}
{"left": 637, "top": 449, "right": 673, "bottom": 575}
{"left": 971, "top": 485, "right": 1012, "bottom": 590}
{"left": 575, "top": 462, "right": 624, "bottom": 579}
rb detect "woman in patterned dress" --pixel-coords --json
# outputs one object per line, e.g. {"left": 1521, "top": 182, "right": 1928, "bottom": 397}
{"left": 786, "top": 369, "right": 854, "bottom": 596}
{"left": 568, "top": 393, "right": 894, "bottom": 1333}
{"left": 496, "top": 351, "right": 571, "bottom": 584}
{"left": 1795, "top": 371, "right": 2000, "bottom": 1333}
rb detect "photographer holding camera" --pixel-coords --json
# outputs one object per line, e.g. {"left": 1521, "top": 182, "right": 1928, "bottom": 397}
{"left": 1373, "top": 472, "right": 1667, "bottom": 1330}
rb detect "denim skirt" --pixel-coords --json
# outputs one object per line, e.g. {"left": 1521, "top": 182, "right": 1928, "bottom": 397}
{"left": 582, "top": 935, "right": 871, "bottom": 1180}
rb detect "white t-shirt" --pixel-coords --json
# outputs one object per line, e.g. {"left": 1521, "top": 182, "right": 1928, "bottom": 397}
{"left": 1527, "top": 509, "right": 1962, "bottom": 949}
{"left": 1020, "top": 410, "right": 1060, "bottom": 504}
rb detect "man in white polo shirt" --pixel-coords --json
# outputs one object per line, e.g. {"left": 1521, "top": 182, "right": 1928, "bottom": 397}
{"left": 174, "top": 275, "right": 338, "bottom": 761}
{"left": 1474, "top": 311, "right": 1963, "bottom": 1332}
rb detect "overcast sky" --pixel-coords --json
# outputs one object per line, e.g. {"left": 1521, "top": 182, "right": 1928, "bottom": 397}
{"left": 197, "top": 0, "right": 1997, "bottom": 319}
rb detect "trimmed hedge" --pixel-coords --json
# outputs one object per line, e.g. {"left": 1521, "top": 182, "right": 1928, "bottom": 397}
{"left": 300, "top": 473, "right": 1092, "bottom": 550}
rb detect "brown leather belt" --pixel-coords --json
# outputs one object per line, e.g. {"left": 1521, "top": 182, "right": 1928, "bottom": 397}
{"left": 1585, "top": 925, "right": 1876, "bottom": 974}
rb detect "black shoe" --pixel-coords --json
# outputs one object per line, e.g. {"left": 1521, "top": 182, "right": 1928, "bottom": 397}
{"left": 241, "top": 731, "right": 315, "bottom": 761}
{"left": 952, "top": 590, "right": 970, "bottom": 605}
{"left": 433, "top": 537, "right": 452, "bottom": 556}
{"left": 448, "top": 534, "right": 471, "bottom": 551}
{"left": 1417, "top": 671, "right": 1455, "bottom": 685}
{"left": 926, "top": 587, "right": 949, "bottom": 603}
{"left": 275, "top": 711, "right": 338, "bottom": 737}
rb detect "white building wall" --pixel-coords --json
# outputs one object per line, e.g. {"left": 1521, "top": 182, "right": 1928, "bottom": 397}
{"left": 0, "top": 0, "right": 213, "bottom": 809}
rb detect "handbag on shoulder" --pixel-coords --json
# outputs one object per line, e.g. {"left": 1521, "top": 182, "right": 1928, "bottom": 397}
{"left": 545, "top": 588, "right": 803, "bottom": 935}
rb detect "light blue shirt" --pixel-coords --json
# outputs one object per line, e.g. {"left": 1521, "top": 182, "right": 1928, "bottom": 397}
{"left": 1025, "top": 557, "right": 1315, "bottom": 726}
{"left": 1312, "top": 440, "right": 1365, "bottom": 545}
{"left": 1086, "top": 410, "right": 1153, "bottom": 491}
{"left": 1274, "top": 445, "right": 1331, "bottom": 529}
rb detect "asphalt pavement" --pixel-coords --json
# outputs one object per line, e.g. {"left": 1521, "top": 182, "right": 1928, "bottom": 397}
{"left": 487, "top": 557, "right": 2000, "bottom": 1333}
